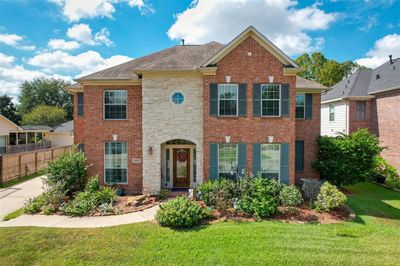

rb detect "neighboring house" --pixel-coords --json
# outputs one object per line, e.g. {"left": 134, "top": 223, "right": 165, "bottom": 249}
{"left": 44, "top": 120, "right": 74, "bottom": 147}
{"left": 68, "top": 26, "right": 327, "bottom": 195}
{"left": 0, "top": 114, "right": 20, "bottom": 154}
{"left": 321, "top": 56, "right": 400, "bottom": 172}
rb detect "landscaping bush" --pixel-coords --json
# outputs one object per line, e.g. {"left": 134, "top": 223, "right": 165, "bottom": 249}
{"left": 198, "top": 179, "right": 237, "bottom": 210}
{"left": 373, "top": 156, "right": 400, "bottom": 189}
{"left": 313, "top": 129, "right": 383, "bottom": 186}
{"left": 279, "top": 185, "right": 303, "bottom": 207}
{"left": 156, "top": 197, "right": 209, "bottom": 228}
{"left": 23, "top": 194, "right": 46, "bottom": 214}
{"left": 23, "top": 189, "right": 64, "bottom": 215}
{"left": 237, "top": 178, "right": 278, "bottom": 218}
{"left": 315, "top": 182, "right": 347, "bottom": 212}
{"left": 158, "top": 188, "right": 169, "bottom": 200}
{"left": 46, "top": 146, "right": 87, "bottom": 195}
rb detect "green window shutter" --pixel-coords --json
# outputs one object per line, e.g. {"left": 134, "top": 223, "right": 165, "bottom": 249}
{"left": 238, "top": 84, "right": 247, "bottom": 117}
{"left": 238, "top": 143, "right": 246, "bottom": 177}
{"left": 209, "top": 143, "right": 218, "bottom": 180}
{"left": 305, "top": 94, "right": 313, "bottom": 120}
{"left": 280, "top": 143, "right": 289, "bottom": 184}
{"left": 253, "top": 84, "right": 261, "bottom": 117}
{"left": 252, "top": 143, "right": 261, "bottom": 177}
{"left": 209, "top": 83, "right": 218, "bottom": 116}
{"left": 295, "top": 140, "right": 304, "bottom": 172}
{"left": 281, "top": 83, "right": 290, "bottom": 117}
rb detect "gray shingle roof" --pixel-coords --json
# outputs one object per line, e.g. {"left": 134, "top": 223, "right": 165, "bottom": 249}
{"left": 77, "top": 42, "right": 224, "bottom": 81}
{"left": 20, "top": 125, "right": 52, "bottom": 131}
{"left": 322, "top": 57, "right": 400, "bottom": 102}
{"left": 52, "top": 120, "right": 73, "bottom": 133}
{"left": 296, "top": 76, "right": 327, "bottom": 90}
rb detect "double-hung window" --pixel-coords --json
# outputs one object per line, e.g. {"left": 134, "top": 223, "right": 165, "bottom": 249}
{"left": 218, "top": 84, "right": 238, "bottom": 116}
{"left": 104, "top": 90, "right": 127, "bottom": 120}
{"left": 356, "top": 101, "right": 366, "bottom": 120}
{"left": 295, "top": 93, "right": 305, "bottom": 119}
{"left": 261, "top": 144, "right": 280, "bottom": 180}
{"left": 329, "top": 104, "right": 335, "bottom": 122}
{"left": 104, "top": 142, "right": 127, "bottom": 184}
{"left": 261, "top": 84, "right": 280, "bottom": 116}
{"left": 218, "top": 144, "right": 238, "bottom": 178}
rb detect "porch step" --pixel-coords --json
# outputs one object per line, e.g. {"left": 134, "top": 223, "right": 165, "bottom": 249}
{"left": 168, "top": 189, "right": 189, "bottom": 197}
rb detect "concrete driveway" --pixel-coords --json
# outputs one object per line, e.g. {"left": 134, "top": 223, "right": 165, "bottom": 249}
{"left": 0, "top": 176, "right": 45, "bottom": 220}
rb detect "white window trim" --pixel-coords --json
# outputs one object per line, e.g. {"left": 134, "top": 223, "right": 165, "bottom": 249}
{"left": 218, "top": 84, "right": 239, "bottom": 117}
{"left": 329, "top": 104, "right": 335, "bottom": 122}
{"left": 295, "top": 93, "right": 305, "bottom": 120}
{"left": 217, "top": 143, "right": 238, "bottom": 176}
{"left": 103, "top": 90, "right": 128, "bottom": 121}
{"left": 261, "top": 84, "right": 281, "bottom": 117}
{"left": 104, "top": 141, "right": 128, "bottom": 185}
{"left": 261, "top": 143, "right": 281, "bottom": 181}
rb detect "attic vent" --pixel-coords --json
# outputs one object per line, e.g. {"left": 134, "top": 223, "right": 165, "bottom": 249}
{"left": 347, "top": 79, "right": 350, "bottom": 84}
{"left": 376, "top": 74, "right": 380, "bottom": 80}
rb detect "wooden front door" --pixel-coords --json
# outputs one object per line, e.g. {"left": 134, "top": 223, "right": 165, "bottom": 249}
{"left": 173, "top": 148, "right": 190, "bottom": 188}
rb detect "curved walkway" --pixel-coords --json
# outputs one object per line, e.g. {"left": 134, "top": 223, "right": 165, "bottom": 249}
{"left": 0, "top": 205, "right": 158, "bottom": 228}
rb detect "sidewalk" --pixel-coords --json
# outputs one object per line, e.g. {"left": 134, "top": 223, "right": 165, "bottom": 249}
{"left": 0, "top": 176, "right": 45, "bottom": 220}
{"left": 0, "top": 205, "right": 158, "bottom": 228}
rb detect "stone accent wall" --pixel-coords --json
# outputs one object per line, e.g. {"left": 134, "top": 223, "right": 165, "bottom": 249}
{"left": 73, "top": 85, "right": 143, "bottom": 194}
{"left": 295, "top": 93, "right": 321, "bottom": 181}
{"left": 142, "top": 76, "right": 204, "bottom": 194}
{"left": 203, "top": 36, "right": 297, "bottom": 184}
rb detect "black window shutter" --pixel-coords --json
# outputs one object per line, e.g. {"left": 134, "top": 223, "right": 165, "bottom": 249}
{"left": 77, "top": 92, "right": 84, "bottom": 116}
{"left": 252, "top": 143, "right": 261, "bottom": 176}
{"left": 253, "top": 84, "right": 261, "bottom": 117}
{"left": 295, "top": 140, "right": 304, "bottom": 172}
{"left": 305, "top": 94, "right": 313, "bottom": 120}
{"left": 281, "top": 84, "right": 290, "bottom": 117}
{"left": 238, "top": 84, "right": 247, "bottom": 117}
{"left": 209, "top": 143, "right": 218, "bottom": 180}
{"left": 209, "top": 84, "right": 218, "bottom": 116}
{"left": 238, "top": 143, "right": 246, "bottom": 177}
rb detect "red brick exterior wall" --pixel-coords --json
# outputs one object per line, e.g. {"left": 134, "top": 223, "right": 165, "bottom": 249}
{"left": 203, "top": 36, "right": 297, "bottom": 184}
{"left": 295, "top": 93, "right": 321, "bottom": 181}
{"left": 374, "top": 91, "right": 400, "bottom": 172}
{"left": 73, "top": 85, "right": 143, "bottom": 193}
{"left": 348, "top": 100, "right": 374, "bottom": 134}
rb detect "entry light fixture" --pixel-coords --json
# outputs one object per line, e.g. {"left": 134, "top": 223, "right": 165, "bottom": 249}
{"left": 225, "top": 135, "right": 231, "bottom": 143}
{"left": 268, "top": 76, "right": 274, "bottom": 83}
{"left": 225, "top": 75, "right": 231, "bottom": 83}
{"left": 148, "top": 146, "right": 153, "bottom": 155}
{"left": 112, "top": 134, "right": 118, "bottom": 141}
{"left": 268, "top": 135, "right": 274, "bottom": 143}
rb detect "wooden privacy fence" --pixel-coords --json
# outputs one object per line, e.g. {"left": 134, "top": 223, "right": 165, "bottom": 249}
{"left": 0, "top": 145, "right": 71, "bottom": 184}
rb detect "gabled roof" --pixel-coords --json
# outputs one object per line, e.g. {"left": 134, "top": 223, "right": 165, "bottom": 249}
{"left": 322, "top": 57, "right": 400, "bottom": 102}
{"left": 0, "top": 114, "right": 20, "bottom": 130}
{"left": 201, "top": 26, "right": 301, "bottom": 69}
{"left": 52, "top": 120, "right": 73, "bottom": 133}
{"left": 296, "top": 76, "right": 327, "bottom": 90}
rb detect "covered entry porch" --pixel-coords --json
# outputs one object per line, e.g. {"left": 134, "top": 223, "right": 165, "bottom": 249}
{"left": 161, "top": 139, "right": 197, "bottom": 190}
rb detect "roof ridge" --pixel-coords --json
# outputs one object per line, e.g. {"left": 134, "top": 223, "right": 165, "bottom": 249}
{"left": 347, "top": 70, "right": 362, "bottom": 96}
{"left": 137, "top": 44, "right": 203, "bottom": 69}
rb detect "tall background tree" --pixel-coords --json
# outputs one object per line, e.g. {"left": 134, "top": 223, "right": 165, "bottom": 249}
{"left": 0, "top": 94, "right": 21, "bottom": 124}
{"left": 18, "top": 77, "right": 72, "bottom": 120}
{"left": 22, "top": 105, "right": 67, "bottom": 127}
{"left": 295, "top": 52, "right": 369, "bottom": 87}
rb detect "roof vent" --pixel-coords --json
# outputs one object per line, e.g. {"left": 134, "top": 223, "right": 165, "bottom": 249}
{"left": 376, "top": 74, "right": 380, "bottom": 80}
{"left": 389, "top": 55, "right": 393, "bottom": 64}
{"left": 347, "top": 79, "right": 350, "bottom": 84}
{"left": 181, "top": 39, "right": 185, "bottom": 46}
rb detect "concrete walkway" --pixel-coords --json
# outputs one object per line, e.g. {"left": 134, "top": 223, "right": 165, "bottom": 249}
{"left": 0, "top": 176, "right": 45, "bottom": 220}
{"left": 0, "top": 205, "right": 158, "bottom": 228}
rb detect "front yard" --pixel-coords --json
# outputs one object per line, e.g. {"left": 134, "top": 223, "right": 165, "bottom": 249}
{"left": 0, "top": 182, "right": 399, "bottom": 265}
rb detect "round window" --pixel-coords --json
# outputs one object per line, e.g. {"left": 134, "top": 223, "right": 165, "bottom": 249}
{"left": 171, "top": 92, "right": 184, "bottom": 104}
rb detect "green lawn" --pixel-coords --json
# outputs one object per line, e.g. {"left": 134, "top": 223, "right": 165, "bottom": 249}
{"left": 0, "top": 183, "right": 399, "bottom": 265}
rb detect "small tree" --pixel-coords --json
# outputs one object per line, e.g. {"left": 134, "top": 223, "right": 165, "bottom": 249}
{"left": 313, "top": 129, "right": 383, "bottom": 186}
{"left": 22, "top": 105, "right": 67, "bottom": 127}
{"left": 0, "top": 94, "right": 20, "bottom": 124}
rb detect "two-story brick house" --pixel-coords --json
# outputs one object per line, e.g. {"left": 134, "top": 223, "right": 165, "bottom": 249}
{"left": 68, "top": 26, "right": 326, "bottom": 194}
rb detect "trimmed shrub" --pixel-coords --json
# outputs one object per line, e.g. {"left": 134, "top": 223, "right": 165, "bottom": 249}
{"left": 373, "top": 157, "right": 400, "bottom": 189}
{"left": 158, "top": 188, "right": 169, "bottom": 200}
{"left": 156, "top": 197, "right": 209, "bottom": 228}
{"left": 46, "top": 146, "right": 87, "bottom": 195}
{"left": 198, "top": 179, "right": 237, "bottom": 210}
{"left": 313, "top": 129, "right": 383, "bottom": 186}
{"left": 279, "top": 185, "right": 303, "bottom": 207}
{"left": 315, "top": 182, "right": 347, "bottom": 212}
{"left": 24, "top": 194, "right": 46, "bottom": 214}
{"left": 237, "top": 178, "right": 278, "bottom": 218}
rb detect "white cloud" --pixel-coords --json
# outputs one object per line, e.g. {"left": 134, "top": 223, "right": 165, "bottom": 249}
{"left": 49, "top": 0, "right": 154, "bottom": 22}
{"left": 0, "top": 33, "right": 36, "bottom": 50}
{"left": 27, "top": 50, "right": 132, "bottom": 76}
{"left": 167, "top": 0, "right": 337, "bottom": 56}
{"left": 0, "top": 53, "right": 15, "bottom": 67}
{"left": 356, "top": 34, "right": 400, "bottom": 68}
{"left": 67, "top": 23, "right": 112, "bottom": 46}
{"left": 48, "top": 39, "right": 80, "bottom": 50}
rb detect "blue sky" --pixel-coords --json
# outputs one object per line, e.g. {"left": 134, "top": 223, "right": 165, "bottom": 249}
{"left": 0, "top": 0, "right": 399, "bottom": 98}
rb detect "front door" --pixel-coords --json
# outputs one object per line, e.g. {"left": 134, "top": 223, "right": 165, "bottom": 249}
{"left": 173, "top": 148, "right": 190, "bottom": 188}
